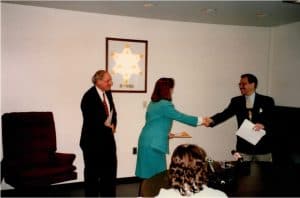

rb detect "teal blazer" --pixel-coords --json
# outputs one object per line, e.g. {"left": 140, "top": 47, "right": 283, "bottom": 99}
{"left": 136, "top": 100, "right": 198, "bottom": 178}
{"left": 138, "top": 100, "right": 198, "bottom": 154}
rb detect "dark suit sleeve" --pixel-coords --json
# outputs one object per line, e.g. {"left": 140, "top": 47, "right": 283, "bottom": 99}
{"left": 80, "top": 88, "right": 111, "bottom": 138}
{"left": 80, "top": 87, "right": 118, "bottom": 151}
{"left": 210, "top": 98, "right": 236, "bottom": 127}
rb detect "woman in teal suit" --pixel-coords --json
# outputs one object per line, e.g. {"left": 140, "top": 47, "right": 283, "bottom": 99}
{"left": 135, "top": 78, "right": 203, "bottom": 180}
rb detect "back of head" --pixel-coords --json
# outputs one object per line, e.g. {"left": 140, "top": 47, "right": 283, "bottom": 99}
{"left": 169, "top": 144, "right": 208, "bottom": 196}
{"left": 151, "top": 77, "right": 174, "bottom": 102}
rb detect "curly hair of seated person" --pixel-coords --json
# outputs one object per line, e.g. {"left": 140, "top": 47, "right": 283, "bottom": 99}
{"left": 169, "top": 144, "right": 209, "bottom": 196}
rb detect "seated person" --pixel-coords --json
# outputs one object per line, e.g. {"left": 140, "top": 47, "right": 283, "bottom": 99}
{"left": 156, "top": 144, "right": 227, "bottom": 197}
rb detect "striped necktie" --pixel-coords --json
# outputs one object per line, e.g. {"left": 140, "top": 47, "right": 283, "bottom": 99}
{"left": 103, "top": 93, "right": 109, "bottom": 116}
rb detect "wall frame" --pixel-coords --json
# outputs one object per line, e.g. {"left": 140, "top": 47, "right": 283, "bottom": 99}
{"left": 106, "top": 37, "right": 148, "bottom": 93}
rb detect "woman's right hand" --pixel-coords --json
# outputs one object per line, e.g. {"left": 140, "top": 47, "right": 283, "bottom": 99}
{"left": 168, "top": 133, "right": 175, "bottom": 139}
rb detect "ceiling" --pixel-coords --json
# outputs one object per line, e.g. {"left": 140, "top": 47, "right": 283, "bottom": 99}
{"left": 4, "top": 1, "right": 300, "bottom": 27}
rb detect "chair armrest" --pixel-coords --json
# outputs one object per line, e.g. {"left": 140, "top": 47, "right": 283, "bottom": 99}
{"left": 53, "top": 152, "right": 76, "bottom": 165}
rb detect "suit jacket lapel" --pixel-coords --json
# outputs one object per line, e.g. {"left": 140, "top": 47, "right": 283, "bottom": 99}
{"left": 106, "top": 91, "right": 114, "bottom": 112}
{"left": 92, "top": 86, "right": 107, "bottom": 114}
{"left": 253, "top": 93, "right": 261, "bottom": 110}
{"left": 242, "top": 96, "right": 246, "bottom": 108}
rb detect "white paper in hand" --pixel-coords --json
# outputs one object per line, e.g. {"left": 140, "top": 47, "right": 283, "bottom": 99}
{"left": 105, "top": 109, "right": 113, "bottom": 126}
{"left": 236, "top": 119, "right": 266, "bottom": 145}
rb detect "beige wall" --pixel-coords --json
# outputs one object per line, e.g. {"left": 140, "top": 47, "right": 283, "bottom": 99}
{"left": 2, "top": 3, "right": 298, "bottom": 189}
{"left": 268, "top": 22, "right": 300, "bottom": 107}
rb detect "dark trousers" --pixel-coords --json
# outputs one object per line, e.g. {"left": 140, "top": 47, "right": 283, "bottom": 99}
{"left": 82, "top": 149, "right": 117, "bottom": 197}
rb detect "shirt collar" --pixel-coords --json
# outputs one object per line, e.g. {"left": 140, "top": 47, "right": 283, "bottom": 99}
{"left": 248, "top": 92, "right": 255, "bottom": 100}
{"left": 245, "top": 92, "right": 256, "bottom": 106}
{"left": 95, "top": 86, "right": 105, "bottom": 99}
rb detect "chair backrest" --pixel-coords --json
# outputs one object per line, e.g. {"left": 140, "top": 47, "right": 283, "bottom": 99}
{"left": 141, "top": 170, "right": 170, "bottom": 197}
{"left": 2, "top": 112, "right": 57, "bottom": 161}
{"left": 271, "top": 106, "right": 300, "bottom": 165}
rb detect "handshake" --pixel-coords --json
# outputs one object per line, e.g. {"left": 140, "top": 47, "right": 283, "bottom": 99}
{"left": 201, "top": 117, "right": 214, "bottom": 127}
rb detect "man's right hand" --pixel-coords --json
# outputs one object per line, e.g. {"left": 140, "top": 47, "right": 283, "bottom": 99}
{"left": 202, "top": 117, "right": 213, "bottom": 127}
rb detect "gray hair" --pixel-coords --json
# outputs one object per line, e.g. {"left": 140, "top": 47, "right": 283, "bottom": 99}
{"left": 92, "top": 70, "right": 107, "bottom": 85}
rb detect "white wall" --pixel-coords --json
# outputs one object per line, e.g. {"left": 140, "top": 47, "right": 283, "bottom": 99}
{"left": 268, "top": 22, "right": 300, "bottom": 107}
{"left": 1, "top": 3, "right": 275, "bottom": 189}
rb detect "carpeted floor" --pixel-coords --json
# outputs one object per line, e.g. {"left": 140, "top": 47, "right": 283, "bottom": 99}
{"left": 1, "top": 182, "right": 140, "bottom": 197}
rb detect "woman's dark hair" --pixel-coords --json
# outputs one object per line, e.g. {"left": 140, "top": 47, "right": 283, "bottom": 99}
{"left": 151, "top": 78, "right": 175, "bottom": 102}
{"left": 169, "top": 144, "right": 208, "bottom": 196}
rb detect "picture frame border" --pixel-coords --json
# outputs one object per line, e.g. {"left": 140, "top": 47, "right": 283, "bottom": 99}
{"left": 106, "top": 37, "right": 148, "bottom": 93}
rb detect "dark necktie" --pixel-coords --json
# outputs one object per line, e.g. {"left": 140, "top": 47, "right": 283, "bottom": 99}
{"left": 103, "top": 93, "right": 109, "bottom": 116}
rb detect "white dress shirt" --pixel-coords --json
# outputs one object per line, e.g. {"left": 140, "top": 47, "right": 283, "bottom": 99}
{"left": 95, "top": 86, "right": 111, "bottom": 113}
{"left": 246, "top": 92, "right": 255, "bottom": 109}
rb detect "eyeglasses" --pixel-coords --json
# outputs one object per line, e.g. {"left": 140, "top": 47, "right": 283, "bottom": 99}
{"left": 238, "top": 82, "right": 248, "bottom": 87}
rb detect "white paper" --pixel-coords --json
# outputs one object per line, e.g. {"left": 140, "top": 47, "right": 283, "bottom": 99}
{"left": 105, "top": 109, "right": 113, "bottom": 126}
{"left": 236, "top": 119, "right": 266, "bottom": 145}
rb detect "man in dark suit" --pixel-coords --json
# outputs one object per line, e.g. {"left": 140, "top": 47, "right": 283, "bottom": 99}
{"left": 203, "top": 73, "right": 275, "bottom": 162}
{"left": 80, "top": 70, "right": 117, "bottom": 197}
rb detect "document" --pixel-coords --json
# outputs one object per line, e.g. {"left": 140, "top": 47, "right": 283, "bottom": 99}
{"left": 236, "top": 119, "right": 266, "bottom": 145}
{"left": 104, "top": 109, "right": 113, "bottom": 126}
{"left": 173, "top": 131, "right": 192, "bottom": 138}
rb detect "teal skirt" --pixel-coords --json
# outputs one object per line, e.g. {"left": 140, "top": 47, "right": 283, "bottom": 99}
{"left": 135, "top": 146, "right": 167, "bottom": 179}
